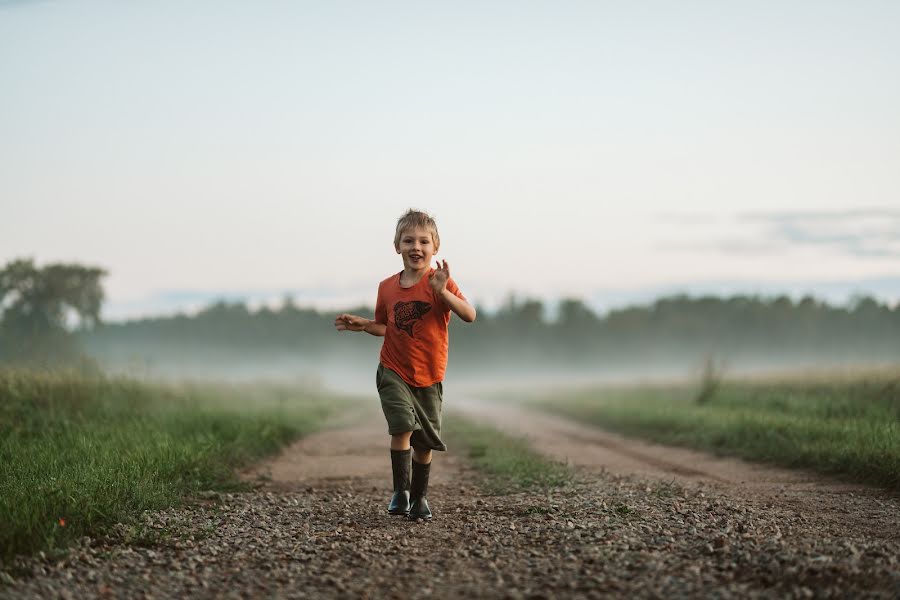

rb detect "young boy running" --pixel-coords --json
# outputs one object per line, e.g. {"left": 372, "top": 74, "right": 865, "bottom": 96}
{"left": 334, "top": 209, "right": 476, "bottom": 520}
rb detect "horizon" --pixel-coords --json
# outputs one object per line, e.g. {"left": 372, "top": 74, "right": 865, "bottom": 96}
{"left": 95, "top": 273, "right": 900, "bottom": 323}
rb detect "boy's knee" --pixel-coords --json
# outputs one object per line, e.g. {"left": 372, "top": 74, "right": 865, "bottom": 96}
{"left": 412, "top": 446, "right": 433, "bottom": 459}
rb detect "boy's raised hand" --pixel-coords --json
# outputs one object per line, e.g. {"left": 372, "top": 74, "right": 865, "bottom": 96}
{"left": 429, "top": 260, "right": 450, "bottom": 293}
{"left": 334, "top": 313, "right": 367, "bottom": 332}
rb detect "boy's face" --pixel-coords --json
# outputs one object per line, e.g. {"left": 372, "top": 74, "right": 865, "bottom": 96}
{"left": 396, "top": 226, "right": 437, "bottom": 272}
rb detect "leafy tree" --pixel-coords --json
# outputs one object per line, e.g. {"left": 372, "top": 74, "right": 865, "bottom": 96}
{"left": 558, "top": 298, "right": 597, "bottom": 327}
{"left": 0, "top": 258, "right": 106, "bottom": 365}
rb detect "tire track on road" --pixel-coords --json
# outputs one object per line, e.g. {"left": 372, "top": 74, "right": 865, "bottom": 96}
{"left": 454, "top": 396, "right": 900, "bottom": 542}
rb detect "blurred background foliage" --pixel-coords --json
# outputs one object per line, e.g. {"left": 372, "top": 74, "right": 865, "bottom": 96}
{"left": 2, "top": 257, "right": 899, "bottom": 377}
{"left": 0, "top": 258, "right": 105, "bottom": 369}
{"left": 84, "top": 289, "right": 900, "bottom": 373}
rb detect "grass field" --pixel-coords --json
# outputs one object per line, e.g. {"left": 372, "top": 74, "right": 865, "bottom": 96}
{"left": 0, "top": 369, "right": 349, "bottom": 562}
{"left": 446, "top": 414, "right": 572, "bottom": 494}
{"left": 523, "top": 369, "right": 900, "bottom": 490}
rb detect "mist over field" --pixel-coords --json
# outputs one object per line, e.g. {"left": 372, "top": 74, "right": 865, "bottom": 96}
{"left": 77, "top": 343, "right": 888, "bottom": 397}
{"left": 75, "top": 293, "right": 900, "bottom": 395}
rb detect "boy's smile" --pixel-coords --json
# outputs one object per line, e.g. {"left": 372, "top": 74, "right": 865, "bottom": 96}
{"left": 397, "top": 226, "right": 437, "bottom": 274}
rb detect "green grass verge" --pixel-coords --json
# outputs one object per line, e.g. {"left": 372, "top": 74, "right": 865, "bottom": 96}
{"left": 446, "top": 413, "right": 572, "bottom": 494}
{"left": 523, "top": 371, "right": 900, "bottom": 490}
{"left": 0, "top": 369, "right": 350, "bottom": 562}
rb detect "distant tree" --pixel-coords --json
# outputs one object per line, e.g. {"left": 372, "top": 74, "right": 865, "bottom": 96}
{"left": 519, "top": 299, "right": 545, "bottom": 324}
{"left": 0, "top": 258, "right": 106, "bottom": 365}
{"left": 557, "top": 298, "right": 597, "bottom": 327}
{"left": 280, "top": 293, "right": 299, "bottom": 314}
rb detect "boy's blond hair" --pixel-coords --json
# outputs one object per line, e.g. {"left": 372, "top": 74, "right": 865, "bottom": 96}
{"left": 394, "top": 209, "right": 441, "bottom": 252}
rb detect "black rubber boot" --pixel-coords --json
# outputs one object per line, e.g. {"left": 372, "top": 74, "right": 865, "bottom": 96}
{"left": 387, "top": 449, "right": 411, "bottom": 515}
{"left": 407, "top": 459, "right": 432, "bottom": 521}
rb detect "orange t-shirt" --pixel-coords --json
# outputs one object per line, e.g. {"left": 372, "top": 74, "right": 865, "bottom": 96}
{"left": 374, "top": 269, "right": 467, "bottom": 387}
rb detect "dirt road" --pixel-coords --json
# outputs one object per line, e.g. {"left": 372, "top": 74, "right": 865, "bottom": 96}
{"left": 4, "top": 402, "right": 899, "bottom": 599}
{"left": 455, "top": 397, "right": 900, "bottom": 542}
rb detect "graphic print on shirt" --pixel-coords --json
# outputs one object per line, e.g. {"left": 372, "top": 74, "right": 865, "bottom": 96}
{"left": 393, "top": 301, "right": 432, "bottom": 337}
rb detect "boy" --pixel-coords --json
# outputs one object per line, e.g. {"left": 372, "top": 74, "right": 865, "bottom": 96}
{"left": 334, "top": 209, "right": 476, "bottom": 520}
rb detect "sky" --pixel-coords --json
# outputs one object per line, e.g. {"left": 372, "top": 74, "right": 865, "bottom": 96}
{"left": 2, "top": 1, "right": 899, "bottom": 319}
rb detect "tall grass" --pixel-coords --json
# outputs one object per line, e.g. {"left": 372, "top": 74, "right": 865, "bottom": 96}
{"left": 526, "top": 370, "right": 900, "bottom": 490}
{"left": 0, "top": 369, "right": 348, "bottom": 562}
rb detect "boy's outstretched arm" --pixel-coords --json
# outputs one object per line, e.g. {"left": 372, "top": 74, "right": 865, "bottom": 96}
{"left": 430, "top": 260, "right": 477, "bottom": 323}
{"left": 440, "top": 290, "right": 477, "bottom": 322}
{"left": 334, "top": 313, "right": 386, "bottom": 337}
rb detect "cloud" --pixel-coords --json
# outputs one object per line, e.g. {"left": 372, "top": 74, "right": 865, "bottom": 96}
{"left": 0, "top": 0, "right": 55, "bottom": 10}
{"left": 744, "top": 208, "right": 900, "bottom": 222}
{"left": 654, "top": 206, "right": 900, "bottom": 258}
{"left": 741, "top": 207, "right": 900, "bottom": 258}
{"left": 658, "top": 238, "right": 793, "bottom": 256}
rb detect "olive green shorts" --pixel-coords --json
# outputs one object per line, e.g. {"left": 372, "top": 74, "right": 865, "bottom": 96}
{"left": 376, "top": 363, "right": 446, "bottom": 452}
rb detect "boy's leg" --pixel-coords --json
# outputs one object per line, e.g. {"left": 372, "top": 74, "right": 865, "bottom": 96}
{"left": 377, "top": 364, "right": 421, "bottom": 515}
{"left": 376, "top": 364, "right": 442, "bottom": 520}
{"left": 388, "top": 432, "right": 413, "bottom": 515}
{"left": 406, "top": 380, "right": 441, "bottom": 521}
{"left": 412, "top": 446, "right": 432, "bottom": 465}
{"left": 408, "top": 444, "right": 433, "bottom": 521}
{"left": 391, "top": 431, "right": 412, "bottom": 451}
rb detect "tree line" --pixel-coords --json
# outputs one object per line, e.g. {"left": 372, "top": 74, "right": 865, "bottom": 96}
{"left": 3, "top": 258, "right": 899, "bottom": 371}
{"left": 82, "top": 290, "right": 900, "bottom": 371}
